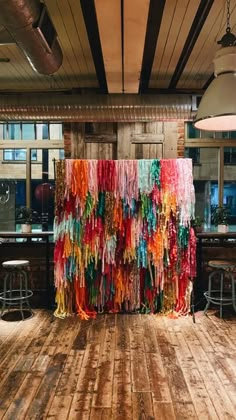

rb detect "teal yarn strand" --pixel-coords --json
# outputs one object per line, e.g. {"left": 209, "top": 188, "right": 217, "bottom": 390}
{"left": 151, "top": 159, "right": 161, "bottom": 188}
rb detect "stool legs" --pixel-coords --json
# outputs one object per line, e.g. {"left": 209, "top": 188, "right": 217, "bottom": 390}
{"left": 22, "top": 270, "right": 32, "bottom": 315}
{"left": 220, "top": 270, "right": 223, "bottom": 319}
{"left": 19, "top": 272, "right": 23, "bottom": 320}
{"left": 0, "top": 273, "right": 8, "bottom": 317}
{"left": 204, "top": 271, "right": 212, "bottom": 315}
{"left": 0, "top": 268, "right": 33, "bottom": 320}
{"left": 231, "top": 272, "right": 236, "bottom": 314}
{"left": 204, "top": 268, "right": 236, "bottom": 318}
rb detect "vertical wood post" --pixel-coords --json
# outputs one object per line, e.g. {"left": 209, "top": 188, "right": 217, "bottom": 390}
{"left": 117, "top": 123, "right": 134, "bottom": 159}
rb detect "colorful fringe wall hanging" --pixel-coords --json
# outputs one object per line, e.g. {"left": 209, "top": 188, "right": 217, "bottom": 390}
{"left": 54, "top": 159, "right": 196, "bottom": 319}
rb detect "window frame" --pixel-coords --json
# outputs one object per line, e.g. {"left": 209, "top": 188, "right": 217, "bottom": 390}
{"left": 185, "top": 122, "right": 236, "bottom": 208}
{"left": 3, "top": 148, "right": 38, "bottom": 162}
{"left": 0, "top": 121, "right": 63, "bottom": 209}
{"left": 0, "top": 121, "right": 63, "bottom": 141}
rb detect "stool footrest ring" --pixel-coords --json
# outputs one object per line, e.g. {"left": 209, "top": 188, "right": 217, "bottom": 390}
{"left": 0, "top": 290, "right": 33, "bottom": 301}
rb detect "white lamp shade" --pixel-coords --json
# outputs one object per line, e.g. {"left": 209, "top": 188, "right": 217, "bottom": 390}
{"left": 194, "top": 72, "right": 236, "bottom": 131}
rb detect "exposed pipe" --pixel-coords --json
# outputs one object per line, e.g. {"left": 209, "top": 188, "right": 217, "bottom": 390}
{"left": 0, "top": 0, "right": 62, "bottom": 75}
{"left": 0, "top": 94, "right": 194, "bottom": 121}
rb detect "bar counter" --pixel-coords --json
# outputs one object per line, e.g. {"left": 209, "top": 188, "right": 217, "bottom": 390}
{"left": 195, "top": 230, "right": 236, "bottom": 310}
{"left": 0, "top": 231, "right": 54, "bottom": 308}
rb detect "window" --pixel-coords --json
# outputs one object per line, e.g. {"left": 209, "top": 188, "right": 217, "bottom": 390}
{"left": 22, "top": 123, "right": 35, "bottom": 140}
{"left": 224, "top": 147, "right": 236, "bottom": 165}
{"left": 59, "top": 148, "right": 64, "bottom": 159}
{"left": 186, "top": 123, "right": 236, "bottom": 140}
{"left": 36, "top": 123, "right": 49, "bottom": 139}
{"left": 185, "top": 122, "right": 236, "bottom": 230}
{"left": 184, "top": 147, "right": 200, "bottom": 165}
{"left": 3, "top": 149, "right": 37, "bottom": 161}
{"left": 8, "top": 123, "right": 21, "bottom": 140}
{"left": 0, "top": 121, "right": 64, "bottom": 232}
{"left": 49, "top": 123, "right": 63, "bottom": 140}
{"left": 0, "top": 122, "right": 63, "bottom": 140}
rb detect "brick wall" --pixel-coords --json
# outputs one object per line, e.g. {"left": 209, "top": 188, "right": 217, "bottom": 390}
{"left": 177, "top": 120, "right": 185, "bottom": 158}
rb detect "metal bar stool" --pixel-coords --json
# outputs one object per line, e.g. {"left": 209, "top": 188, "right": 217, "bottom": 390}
{"left": 204, "top": 260, "right": 236, "bottom": 318}
{"left": 0, "top": 260, "right": 33, "bottom": 320}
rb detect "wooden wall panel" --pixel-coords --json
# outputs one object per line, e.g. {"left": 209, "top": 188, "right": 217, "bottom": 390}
{"left": 64, "top": 121, "right": 179, "bottom": 160}
{"left": 117, "top": 123, "right": 135, "bottom": 159}
{"left": 163, "top": 122, "right": 178, "bottom": 158}
{"left": 132, "top": 122, "right": 164, "bottom": 159}
{"left": 71, "top": 123, "right": 85, "bottom": 158}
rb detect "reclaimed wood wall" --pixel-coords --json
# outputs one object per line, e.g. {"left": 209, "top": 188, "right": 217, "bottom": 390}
{"left": 64, "top": 121, "right": 185, "bottom": 159}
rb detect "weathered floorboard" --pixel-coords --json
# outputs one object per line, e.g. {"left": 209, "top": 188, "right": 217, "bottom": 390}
{"left": 0, "top": 309, "right": 235, "bottom": 419}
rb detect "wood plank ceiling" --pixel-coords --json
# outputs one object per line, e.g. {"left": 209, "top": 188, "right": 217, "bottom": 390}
{"left": 0, "top": 0, "right": 235, "bottom": 95}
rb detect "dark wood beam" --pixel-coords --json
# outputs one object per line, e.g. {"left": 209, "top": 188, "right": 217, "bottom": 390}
{"left": 80, "top": 0, "right": 108, "bottom": 94}
{"left": 138, "top": 0, "right": 165, "bottom": 93}
{"left": 131, "top": 133, "right": 164, "bottom": 143}
{"left": 141, "top": 88, "right": 204, "bottom": 95}
{"left": 84, "top": 134, "right": 117, "bottom": 143}
{"left": 169, "top": 0, "right": 214, "bottom": 89}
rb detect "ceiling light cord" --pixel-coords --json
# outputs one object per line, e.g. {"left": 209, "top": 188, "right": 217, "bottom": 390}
{"left": 218, "top": 0, "right": 236, "bottom": 47}
{"left": 121, "top": 0, "right": 125, "bottom": 94}
{"left": 226, "top": 0, "right": 231, "bottom": 33}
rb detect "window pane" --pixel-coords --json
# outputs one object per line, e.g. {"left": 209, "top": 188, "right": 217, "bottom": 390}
{"left": 15, "top": 149, "right": 26, "bottom": 160}
{"left": 224, "top": 156, "right": 236, "bottom": 228}
{"left": 31, "top": 149, "right": 37, "bottom": 161}
{"left": 222, "top": 131, "right": 230, "bottom": 139}
{"left": 224, "top": 147, "right": 236, "bottom": 164}
{"left": 59, "top": 148, "right": 64, "bottom": 159}
{"left": 192, "top": 148, "right": 219, "bottom": 230}
{"left": 0, "top": 180, "right": 17, "bottom": 231}
{"left": 0, "top": 124, "right": 4, "bottom": 139}
{"left": 16, "top": 180, "right": 26, "bottom": 207}
{"left": 184, "top": 147, "right": 200, "bottom": 165}
{"left": 3, "top": 149, "right": 14, "bottom": 160}
{"left": 3, "top": 124, "right": 7, "bottom": 139}
{"left": 3, "top": 148, "right": 28, "bottom": 161}
{"left": 22, "top": 123, "right": 35, "bottom": 140}
{"left": 30, "top": 148, "right": 59, "bottom": 231}
{"left": 36, "top": 123, "right": 49, "bottom": 140}
{"left": 186, "top": 123, "right": 200, "bottom": 138}
{"left": 229, "top": 131, "right": 236, "bottom": 139}
{"left": 200, "top": 130, "right": 214, "bottom": 139}
{"left": 8, "top": 123, "right": 21, "bottom": 140}
{"left": 49, "top": 123, "right": 62, "bottom": 140}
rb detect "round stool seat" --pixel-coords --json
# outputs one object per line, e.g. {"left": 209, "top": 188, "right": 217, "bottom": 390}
{"left": 208, "top": 260, "right": 236, "bottom": 271}
{"left": 0, "top": 259, "right": 33, "bottom": 320}
{"left": 204, "top": 259, "right": 236, "bottom": 318}
{"left": 2, "top": 260, "right": 29, "bottom": 268}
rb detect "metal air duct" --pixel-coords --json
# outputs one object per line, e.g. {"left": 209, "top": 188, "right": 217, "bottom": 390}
{"left": 0, "top": 94, "right": 193, "bottom": 121}
{"left": 0, "top": 0, "right": 62, "bottom": 75}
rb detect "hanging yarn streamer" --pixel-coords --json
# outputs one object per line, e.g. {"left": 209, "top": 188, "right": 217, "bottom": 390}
{"left": 88, "top": 160, "right": 98, "bottom": 201}
{"left": 53, "top": 158, "right": 196, "bottom": 319}
{"left": 176, "top": 158, "right": 195, "bottom": 226}
{"left": 55, "top": 159, "right": 66, "bottom": 217}
{"left": 138, "top": 159, "right": 154, "bottom": 194}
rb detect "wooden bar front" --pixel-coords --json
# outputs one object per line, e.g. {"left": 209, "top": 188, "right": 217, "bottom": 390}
{"left": 0, "top": 232, "right": 54, "bottom": 308}
{"left": 195, "top": 231, "right": 236, "bottom": 310}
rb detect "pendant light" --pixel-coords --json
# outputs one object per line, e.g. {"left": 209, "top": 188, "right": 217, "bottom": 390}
{"left": 194, "top": 0, "right": 236, "bottom": 131}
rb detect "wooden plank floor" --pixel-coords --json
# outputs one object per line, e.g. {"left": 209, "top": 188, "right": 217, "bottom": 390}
{"left": 0, "top": 309, "right": 236, "bottom": 419}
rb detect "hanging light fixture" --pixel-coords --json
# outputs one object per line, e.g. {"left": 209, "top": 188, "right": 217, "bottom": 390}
{"left": 194, "top": 0, "right": 236, "bottom": 131}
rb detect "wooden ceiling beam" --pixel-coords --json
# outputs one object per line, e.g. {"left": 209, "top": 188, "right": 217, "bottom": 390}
{"left": 139, "top": 0, "right": 165, "bottom": 93}
{"left": 80, "top": 0, "right": 108, "bottom": 93}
